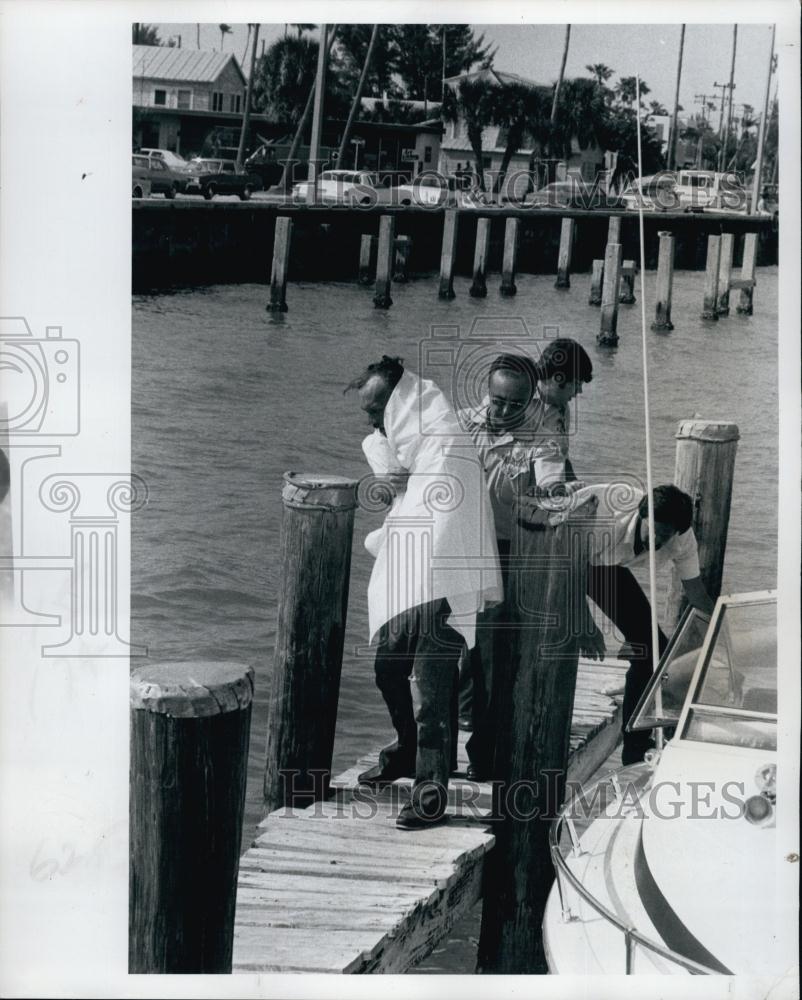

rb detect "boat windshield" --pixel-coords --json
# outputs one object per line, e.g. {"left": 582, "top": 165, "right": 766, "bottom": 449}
{"left": 628, "top": 606, "right": 711, "bottom": 730}
{"left": 681, "top": 597, "right": 777, "bottom": 751}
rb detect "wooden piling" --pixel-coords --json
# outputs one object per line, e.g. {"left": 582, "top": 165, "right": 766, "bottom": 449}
{"left": 607, "top": 214, "right": 622, "bottom": 248}
{"left": 263, "top": 473, "right": 358, "bottom": 815}
{"left": 555, "top": 217, "right": 575, "bottom": 289}
{"left": 267, "top": 216, "right": 292, "bottom": 313}
{"left": 664, "top": 420, "right": 740, "bottom": 627}
{"left": 735, "top": 233, "right": 758, "bottom": 315}
{"left": 500, "top": 217, "right": 519, "bottom": 297}
{"left": 597, "top": 241, "right": 622, "bottom": 346}
{"left": 438, "top": 209, "right": 459, "bottom": 300}
{"left": 716, "top": 233, "right": 734, "bottom": 315}
{"left": 651, "top": 231, "right": 675, "bottom": 331}
{"left": 129, "top": 661, "right": 254, "bottom": 973}
{"left": 477, "top": 513, "right": 587, "bottom": 973}
{"left": 393, "top": 235, "right": 412, "bottom": 283}
{"left": 701, "top": 234, "right": 722, "bottom": 320}
{"left": 358, "top": 234, "right": 377, "bottom": 285}
{"left": 588, "top": 259, "right": 604, "bottom": 306}
{"left": 373, "top": 215, "right": 395, "bottom": 308}
{"left": 469, "top": 217, "right": 491, "bottom": 298}
{"left": 619, "top": 260, "right": 636, "bottom": 304}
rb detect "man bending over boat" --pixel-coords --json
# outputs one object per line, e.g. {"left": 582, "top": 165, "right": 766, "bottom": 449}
{"left": 346, "top": 356, "right": 502, "bottom": 829}
{"left": 456, "top": 340, "right": 595, "bottom": 780}
{"left": 539, "top": 482, "right": 714, "bottom": 765}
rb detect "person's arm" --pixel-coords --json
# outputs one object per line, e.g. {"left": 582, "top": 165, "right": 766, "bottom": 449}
{"left": 578, "top": 599, "right": 606, "bottom": 661}
{"left": 681, "top": 575, "right": 715, "bottom": 615}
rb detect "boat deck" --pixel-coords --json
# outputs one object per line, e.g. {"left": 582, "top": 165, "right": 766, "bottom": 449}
{"left": 231, "top": 656, "right": 628, "bottom": 974}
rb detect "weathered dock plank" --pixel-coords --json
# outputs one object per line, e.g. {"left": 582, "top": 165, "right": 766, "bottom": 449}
{"left": 232, "top": 656, "right": 627, "bottom": 974}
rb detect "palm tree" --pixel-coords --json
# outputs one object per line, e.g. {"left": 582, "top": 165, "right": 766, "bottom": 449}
{"left": 614, "top": 76, "right": 649, "bottom": 108}
{"left": 550, "top": 25, "right": 572, "bottom": 125}
{"left": 441, "top": 78, "right": 496, "bottom": 191}
{"left": 585, "top": 63, "right": 614, "bottom": 87}
{"left": 291, "top": 24, "right": 316, "bottom": 38}
{"left": 219, "top": 23, "right": 232, "bottom": 52}
{"left": 551, "top": 77, "right": 607, "bottom": 164}
{"left": 490, "top": 83, "right": 551, "bottom": 195}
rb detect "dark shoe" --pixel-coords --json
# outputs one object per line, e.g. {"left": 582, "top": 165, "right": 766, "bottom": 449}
{"left": 396, "top": 799, "right": 448, "bottom": 831}
{"left": 621, "top": 738, "right": 654, "bottom": 767}
{"left": 466, "top": 763, "right": 491, "bottom": 782}
{"left": 358, "top": 755, "right": 415, "bottom": 787}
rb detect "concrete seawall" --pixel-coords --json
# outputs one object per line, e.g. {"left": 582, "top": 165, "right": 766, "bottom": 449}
{"left": 132, "top": 201, "right": 776, "bottom": 293}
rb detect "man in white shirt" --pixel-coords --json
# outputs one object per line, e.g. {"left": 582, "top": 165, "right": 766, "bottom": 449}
{"left": 551, "top": 482, "right": 714, "bottom": 764}
{"left": 347, "top": 356, "right": 502, "bottom": 828}
{"left": 457, "top": 340, "right": 594, "bottom": 779}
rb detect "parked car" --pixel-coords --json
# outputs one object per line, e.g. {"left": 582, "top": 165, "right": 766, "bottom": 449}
{"left": 136, "top": 148, "right": 191, "bottom": 174}
{"left": 131, "top": 166, "right": 151, "bottom": 200}
{"left": 132, "top": 154, "right": 187, "bottom": 199}
{"left": 525, "top": 180, "right": 626, "bottom": 210}
{"left": 292, "top": 169, "right": 380, "bottom": 206}
{"left": 621, "top": 173, "right": 682, "bottom": 212}
{"left": 543, "top": 590, "right": 791, "bottom": 979}
{"left": 674, "top": 169, "right": 749, "bottom": 213}
{"left": 394, "top": 174, "right": 459, "bottom": 208}
{"left": 183, "top": 159, "right": 262, "bottom": 200}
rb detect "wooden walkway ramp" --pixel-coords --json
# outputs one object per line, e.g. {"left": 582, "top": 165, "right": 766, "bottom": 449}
{"left": 232, "top": 656, "right": 627, "bottom": 974}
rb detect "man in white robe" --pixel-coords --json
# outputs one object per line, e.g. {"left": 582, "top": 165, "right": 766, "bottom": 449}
{"left": 347, "top": 356, "right": 502, "bottom": 829}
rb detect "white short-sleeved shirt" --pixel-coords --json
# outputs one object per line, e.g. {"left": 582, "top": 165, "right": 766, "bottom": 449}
{"left": 566, "top": 484, "right": 701, "bottom": 581}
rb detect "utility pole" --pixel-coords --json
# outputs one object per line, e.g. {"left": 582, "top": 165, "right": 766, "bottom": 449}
{"left": 307, "top": 24, "right": 329, "bottom": 206}
{"left": 668, "top": 24, "right": 686, "bottom": 171}
{"left": 712, "top": 81, "right": 732, "bottom": 138}
{"left": 719, "top": 26, "right": 738, "bottom": 172}
{"left": 751, "top": 24, "right": 776, "bottom": 214}
{"left": 694, "top": 93, "right": 712, "bottom": 127}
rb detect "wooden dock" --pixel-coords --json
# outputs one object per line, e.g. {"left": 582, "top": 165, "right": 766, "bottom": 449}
{"left": 231, "top": 656, "right": 628, "bottom": 974}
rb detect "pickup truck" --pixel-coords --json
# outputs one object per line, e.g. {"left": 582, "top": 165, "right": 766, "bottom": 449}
{"left": 184, "top": 159, "right": 263, "bottom": 200}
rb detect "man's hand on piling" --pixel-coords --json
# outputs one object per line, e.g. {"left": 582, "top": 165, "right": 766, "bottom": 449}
{"left": 578, "top": 618, "right": 606, "bottom": 661}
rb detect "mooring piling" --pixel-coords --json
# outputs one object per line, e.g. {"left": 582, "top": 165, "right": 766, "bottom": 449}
{"left": 555, "top": 217, "right": 575, "bottom": 289}
{"left": 263, "top": 473, "right": 358, "bottom": 816}
{"left": 651, "top": 231, "right": 675, "bottom": 331}
{"left": 664, "top": 420, "right": 740, "bottom": 626}
{"left": 735, "top": 233, "right": 758, "bottom": 315}
{"left": 588, "top": 259, "right": 604, "bottom": 306}
{"left": 438, "top": 208, "right": 459, "bottom": 300}
{"left": 701, "top": 234, "right": 722, "bottom": 320}
{"left": 500, "top": 217, "right": 519, "bottom": 297}
{"left": 716, "top": 233, "right": 735, "bottom": 316}
{"left": 477, "top": 513, "right": 588, "bottom": 973}
{"left": 129, "top": 661, "right": 254, "bottom": 973}
{"left": 619, "top": 260, "right": 637, "bottom": 304}
{"left": 598, "top": 241, "right": 622, "bottom": 346}
{"left": 393, "top": 235, "right": 412, "bottom": 283}
{"left": 373, "top": 215, "right": 395, "bottom": 308}
{"left": 358, "top": 234, "right": 377, "bottom": 285}
{"left": 607, "top": 214, "right": 622, "bottom": 248}
{"left": 267, "top": 216, "right": 293, "bottom": 313}
{"left": 470, "top": 217, "right": 491, "bottom": 298}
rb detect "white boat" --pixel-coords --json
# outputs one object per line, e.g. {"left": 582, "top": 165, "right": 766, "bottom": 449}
{"left": 543, "top": 590, "right": 796, "bottom": 980}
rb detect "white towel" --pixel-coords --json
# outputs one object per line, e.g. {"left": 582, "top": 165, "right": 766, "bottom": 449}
{"left": 364, "top": 370, "right": 502, "bottom": 649}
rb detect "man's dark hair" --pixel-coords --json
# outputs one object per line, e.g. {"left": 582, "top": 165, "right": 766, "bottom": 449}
{"left": 344, "top": 355, "right": 404, "bottom": 394}
{"left": 535, "top": 338, "right": 593, "bottom": 386}
{"left": 488, "top": 353, "right": 539, "bottom": 393}
{"left": 639, "top": 485, "right": 693, "bottom": 533}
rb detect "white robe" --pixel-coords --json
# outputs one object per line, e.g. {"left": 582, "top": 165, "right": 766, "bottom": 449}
{"left": 363, "top": 370, "right": 502, "bottom": 649}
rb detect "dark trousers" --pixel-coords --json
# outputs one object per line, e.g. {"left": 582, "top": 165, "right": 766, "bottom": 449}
{"left": 374, "top": 599, "right": 462, "bottom": 794}
{"left": 464, "top": 540, "right": 511, "bottom": 776}
{"left": 586, "top": 564, "right": 668, "bottom": 764}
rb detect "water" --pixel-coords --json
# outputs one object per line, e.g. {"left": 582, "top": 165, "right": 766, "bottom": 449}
{"left": 132, "top": 269, "right": 777, "bottom": 972}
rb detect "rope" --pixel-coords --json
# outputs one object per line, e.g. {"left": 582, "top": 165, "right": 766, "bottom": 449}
{"left": 635, "top": 75, "right": 664, "bottom": 741}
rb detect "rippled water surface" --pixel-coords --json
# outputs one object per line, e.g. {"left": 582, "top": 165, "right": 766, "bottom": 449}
{"left": 132, "top": 268, "right": 777, "bottom": 972}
